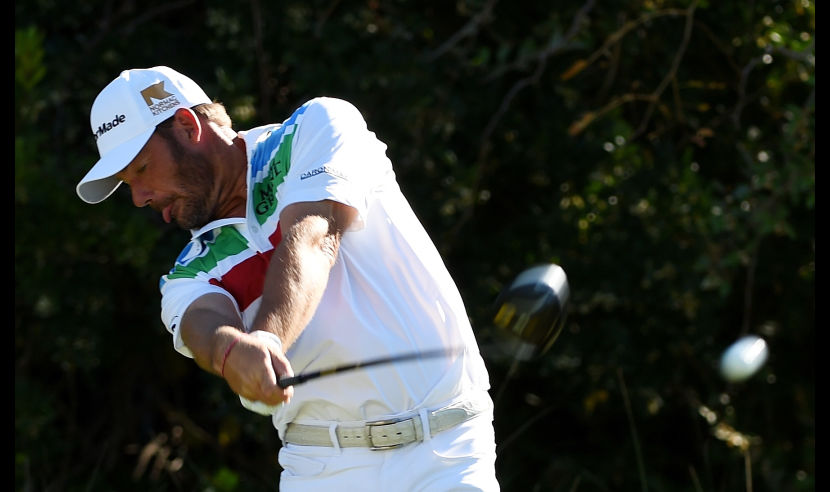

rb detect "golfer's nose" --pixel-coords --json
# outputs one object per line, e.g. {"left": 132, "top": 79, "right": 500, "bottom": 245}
{"left": 129, "top": 183, "right": 154, "bottom": 208}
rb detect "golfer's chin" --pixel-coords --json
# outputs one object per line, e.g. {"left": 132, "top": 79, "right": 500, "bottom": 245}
{"left": 170, "top": 206, "right": 210, "bottom": 231}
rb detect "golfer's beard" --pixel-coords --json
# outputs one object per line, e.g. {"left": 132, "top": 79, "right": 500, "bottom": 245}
{"left": 174, "top": 190, "right": 212, "bottom": 231}
{"left": 171, "top": 156, "right": 217, "bottom": 231}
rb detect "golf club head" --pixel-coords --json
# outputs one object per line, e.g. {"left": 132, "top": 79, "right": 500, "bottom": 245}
{"left": 492, "top": 263, "right": 570, "bottom": 361}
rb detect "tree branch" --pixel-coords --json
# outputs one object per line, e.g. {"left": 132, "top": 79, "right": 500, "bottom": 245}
{"left": 632, "top": 0, "right": 699, "bottom": 140}
{"left": 424, "top": 0, "right": 499, "bottom": 62}
{"left": 563, "top": 7, "right": 689, "bottom": 81}
{"left": 566, "top": 0, "right": 699, "bottom": 139}
{"left": 441, "top": 0, "right": 595, "bottom": 250}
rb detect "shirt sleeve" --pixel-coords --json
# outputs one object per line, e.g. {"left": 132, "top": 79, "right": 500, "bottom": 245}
{"left": 160, "top": 279, "right": 238, "bottom": 359}
{"left": 274, "top": 97, "right": 396, "bottom": 230}
{"left": 159, "top": 238, "right": 242, "bottom": 359}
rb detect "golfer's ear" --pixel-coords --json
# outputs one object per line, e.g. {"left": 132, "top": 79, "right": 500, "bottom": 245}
{"left": 172, "top": 107, "right": 203, "bottom": 142}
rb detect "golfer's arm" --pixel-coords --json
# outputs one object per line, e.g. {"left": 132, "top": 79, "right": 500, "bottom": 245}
{"left": 179, "top": 293, "right": 247, "bottom": 375}
{"left": 251, "top": 200, "right": 357, "bottom": 349}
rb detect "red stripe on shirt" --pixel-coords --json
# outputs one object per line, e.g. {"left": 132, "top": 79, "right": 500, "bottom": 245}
{"left": 208, "top": 224, "right": 283, "bottom": 312}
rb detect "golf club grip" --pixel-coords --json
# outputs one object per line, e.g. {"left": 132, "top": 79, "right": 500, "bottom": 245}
{"left": 277, "top": 347, "right": 463, "bottom": 388}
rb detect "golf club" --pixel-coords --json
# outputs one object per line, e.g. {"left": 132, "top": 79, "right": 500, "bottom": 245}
{"left": 489, "top": 263, "right": 570, "bottom": 408}
{"left": 277, "top": 347, "right": 465, "bottom": 388}
{"left": 491, "top": 263, "right": 570, "bottom": 361}
{"left": 278, "top": 262, "right": 570, "bottom": 389}
{"left": 241, "top": 262, "right": 570, "bottom": 416}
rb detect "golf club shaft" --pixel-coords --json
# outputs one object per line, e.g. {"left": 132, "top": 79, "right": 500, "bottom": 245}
{"left": 277, "top": 347, "right": 464, "bottom": 388}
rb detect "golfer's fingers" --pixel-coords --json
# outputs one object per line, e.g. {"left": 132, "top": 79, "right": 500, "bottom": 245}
{"left": 251, "top": 351, "right": 293, "bottom": 404}
{"left": 270, "top": 354, "right": 294, "bottom": 401}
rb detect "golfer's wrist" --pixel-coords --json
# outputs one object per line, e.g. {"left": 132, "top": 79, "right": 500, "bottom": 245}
{"left": 214, "top": 329, "right": 243, "bottom": 375}
{"left": 221, "top": 337, "right": 241, "bottom": 377}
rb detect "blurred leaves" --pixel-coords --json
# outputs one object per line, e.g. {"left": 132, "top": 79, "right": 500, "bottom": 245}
{"left": 14, "top": 26, "right": 46, "bottom": 91}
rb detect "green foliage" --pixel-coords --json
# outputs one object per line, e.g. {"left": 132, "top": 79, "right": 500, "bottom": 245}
{"left": 16, "top": 0, "right": 813, "bottom": 491}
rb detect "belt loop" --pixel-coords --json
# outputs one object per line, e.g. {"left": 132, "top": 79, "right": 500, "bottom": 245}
{"left": 418, "top": 408, "right": 431, "bottom": 442}
{"left": 328, "top": 423, "right": 341, "bottom": 451}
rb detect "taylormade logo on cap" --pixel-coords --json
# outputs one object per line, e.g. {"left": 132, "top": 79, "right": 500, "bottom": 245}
{"left": 76, "top": 66, "right": 212, "bottom": 204}
{"left": 93, "top": 114, "right": 127, "bottom": 142}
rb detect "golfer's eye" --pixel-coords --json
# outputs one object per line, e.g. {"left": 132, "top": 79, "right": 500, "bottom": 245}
{"left": 137, "top": 163, "right": 148, "bottom": 173}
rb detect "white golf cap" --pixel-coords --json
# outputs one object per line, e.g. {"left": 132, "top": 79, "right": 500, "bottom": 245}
{"left": 76, "top": 66, "right": 212, "bottom": 204}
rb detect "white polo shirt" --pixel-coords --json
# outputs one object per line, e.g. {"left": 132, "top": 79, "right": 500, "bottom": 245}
{"left": 159, "top": 97, "right": 493, "bottom": 439}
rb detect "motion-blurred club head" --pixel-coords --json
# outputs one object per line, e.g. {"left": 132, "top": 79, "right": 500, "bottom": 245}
{"left": 492, "top": 263, "right": 570, "bottom": 361}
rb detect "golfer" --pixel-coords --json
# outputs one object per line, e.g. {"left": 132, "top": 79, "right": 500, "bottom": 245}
{"left": 76, "top": 66, "right": 500, "bottom": 491}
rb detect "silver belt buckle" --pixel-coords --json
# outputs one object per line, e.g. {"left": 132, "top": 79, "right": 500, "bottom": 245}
{"left": 366, "top": 416, "right": 411, "bottom": 451}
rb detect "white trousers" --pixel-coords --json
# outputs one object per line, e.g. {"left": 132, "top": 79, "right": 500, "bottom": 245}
{"left": 276, "top": 411, "right": 500, "bottom": 491}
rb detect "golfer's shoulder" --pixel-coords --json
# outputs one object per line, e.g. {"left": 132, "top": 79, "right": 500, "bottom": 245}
{"left": 299, "top": 96, "right": 366, "bottom": 125}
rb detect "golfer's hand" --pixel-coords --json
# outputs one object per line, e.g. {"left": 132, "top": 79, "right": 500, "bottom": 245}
{"left": 222, "top": 331, "right": 294, "bottom": 408}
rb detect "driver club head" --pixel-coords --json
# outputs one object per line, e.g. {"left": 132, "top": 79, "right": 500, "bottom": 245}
{"left": 492, "top": 263, "right": 570, "bottom": 361}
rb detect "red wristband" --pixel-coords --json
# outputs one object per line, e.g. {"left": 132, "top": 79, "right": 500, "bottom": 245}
{"left": 221, "top": 337, "right": 241, "bottom": 378}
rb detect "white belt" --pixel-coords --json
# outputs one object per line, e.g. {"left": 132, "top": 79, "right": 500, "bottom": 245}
{"left": 283, "top": 405, "right": 479, "bottom": 450}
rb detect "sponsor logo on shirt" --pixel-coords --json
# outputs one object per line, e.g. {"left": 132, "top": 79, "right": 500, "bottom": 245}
{"left": 300, "top": 165, "right": 348, "bottom": 181}
{"left": 255, "top": 180, "right": 276, "bottom": 215}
